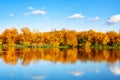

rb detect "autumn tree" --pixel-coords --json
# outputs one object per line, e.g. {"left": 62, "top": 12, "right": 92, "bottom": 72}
{"left": 1, "top": 28, "right": 18, "bottom": 46}
{"left": 19, "top": 27, "right": 32, "bottom": 45}
{"left": 0, "top": 27, "right": 120, "bottom": 49}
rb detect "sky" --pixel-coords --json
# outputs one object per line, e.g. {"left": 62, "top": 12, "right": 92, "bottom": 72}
{"left": 0, "top": 0, "right": 120, "bottom": 32}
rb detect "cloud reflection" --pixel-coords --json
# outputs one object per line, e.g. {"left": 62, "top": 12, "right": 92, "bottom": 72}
{"left": 8, "top": 73, "right": 14, "bottom": 77}
{"left": 109, "top": 62, "right": 120, "bottom": 75}
{"left": 95, "top": 69, "right": 100, "bottom": 73}
{"left": 24, "top": 74, "right": 44, "bottom": 80}
{"left": 88, "top": 68, "right": 100, "bottom": 74}
{"left": 69, "top": 71, "right": 84, "bottom": 76}
{"left": 32, "top": 75, "right": 44, "bottom": 80}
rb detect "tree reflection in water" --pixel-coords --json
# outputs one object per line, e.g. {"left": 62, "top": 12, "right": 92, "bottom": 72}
{"left": 0, "top": 48, "right": 120, "bottom": 66}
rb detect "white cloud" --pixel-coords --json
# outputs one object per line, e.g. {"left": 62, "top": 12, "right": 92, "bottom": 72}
{"left": 28, "top": 6, "right": 35, "bottom": 10}
{"left": 109, "top": 62, "right": 120, "bottom": 75}
{"left": 67, "top": 13, "right": 85, "bottom": 19}
{"left": 24, "top": 9, "right": 46, "bottom": 16}
{"left": 9, "top": 13, "right": 14, "bottom": 16}
{"left": 107, "top": 14, "right": 120, "bottom": 24}
{"left": 69, "top": 71, "right": 84, "bottom": 76}
{"left": 32, "top": 10, "right": 45, "bottom": 15}
{"left": 88, "top": 17, "right": 99, "bottom": 21}
{"left": 32, "top": 75, "right": 44, "bottom": 80}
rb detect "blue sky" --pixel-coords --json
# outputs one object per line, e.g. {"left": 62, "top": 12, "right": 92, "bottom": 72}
{"left": 0, "top": 0, "right": 120, "bottom": 32}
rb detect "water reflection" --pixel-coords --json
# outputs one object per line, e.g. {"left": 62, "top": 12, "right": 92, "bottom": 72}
{"left": 69, "top": 70, "right": 84, "bottom": 76}
{"left": 109, "top": 62, "right": 120, "bottom": 75}
{"left": 0, "top": 48, "right": 120, "bottom": 65}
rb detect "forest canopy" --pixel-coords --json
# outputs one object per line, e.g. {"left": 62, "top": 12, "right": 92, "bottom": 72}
{"left": 0, "top": 27, "right": 120, "bottom": 49}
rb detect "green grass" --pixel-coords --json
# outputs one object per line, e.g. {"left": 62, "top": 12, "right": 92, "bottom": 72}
{"left": 1, "top": 44, "right": 120, "bottom": 49}
{"left": 0, "top": 44, "right": 69, "bottom": 49}
{"left": 91, "top": 44, "right": 120, "bottom": 49}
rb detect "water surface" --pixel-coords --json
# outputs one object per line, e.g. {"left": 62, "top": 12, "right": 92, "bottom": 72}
{"left": 0, "top": 48, "right": 120, "bottom": 80}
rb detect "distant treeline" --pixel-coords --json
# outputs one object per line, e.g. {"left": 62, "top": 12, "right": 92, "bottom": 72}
{"left": 0, "top": 27, "right": 120, "bottom": 49}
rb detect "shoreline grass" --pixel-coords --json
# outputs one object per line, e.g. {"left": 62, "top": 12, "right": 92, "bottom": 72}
{"left": 1, "top": 44, "right": 120, "bottom": 49}
{"left": 0, "top": 44, "right": 69, "bottom": 49}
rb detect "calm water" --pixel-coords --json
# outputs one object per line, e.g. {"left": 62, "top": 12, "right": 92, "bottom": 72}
{"left": 0, "top": 48, "right": 120, "bottom": 80}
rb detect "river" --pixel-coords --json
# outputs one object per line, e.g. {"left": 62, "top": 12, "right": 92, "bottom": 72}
{"left": 0, "top": 48, "right": 120, "bottom": 80}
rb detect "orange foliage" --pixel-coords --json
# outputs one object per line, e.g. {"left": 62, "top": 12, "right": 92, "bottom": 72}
{"left": 0, "top": 27, "right": 120, "bottom": 48}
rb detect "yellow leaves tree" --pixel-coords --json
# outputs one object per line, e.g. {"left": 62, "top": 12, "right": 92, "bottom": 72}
{"left": 0, "top": 34, "right": 3, "bottom": 45}
{"left": 0, "top": 27, "right": 120, "bottom": 48}
{"left": 1, "top": 28, "right": 18, "bottom": 46}
{"left": 31, "top": 31, "right": 42, "bottom": 45}
{"left": 102, "top": 35, "right": 110, "bottom": 45}
{"left": 106, "top": 31, "right": 117, "bottom": 45}
{"left": 20, "top": 27, "right": 32, "bottom": 45}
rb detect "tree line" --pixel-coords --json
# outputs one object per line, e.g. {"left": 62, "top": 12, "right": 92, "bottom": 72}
{"left": 0, "top": 27, "right": 120, "bottom": 49}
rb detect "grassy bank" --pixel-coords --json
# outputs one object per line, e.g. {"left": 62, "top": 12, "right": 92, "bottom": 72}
{"left": 1, "top": 44, "right": 120, "bottom": 49}
{"left": 0, "top": 44, "right": 69, "bottom": 49}
{"left": 90, "top": 44, "right": 120, "bottom": 49}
